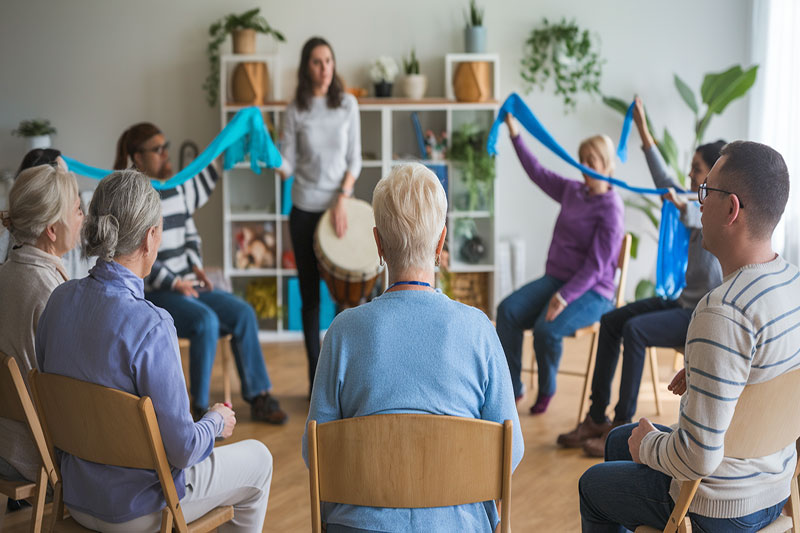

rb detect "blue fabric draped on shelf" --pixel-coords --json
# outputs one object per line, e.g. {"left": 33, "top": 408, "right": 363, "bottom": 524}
{"left": 486, "top": 92, "right": 691, "bottom": 300}
{"left": 62, "top": 107, "right": 282, "bottom": 191}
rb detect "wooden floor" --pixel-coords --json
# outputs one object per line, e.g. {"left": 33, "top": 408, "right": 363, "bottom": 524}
{"left": 5, "top": 337, "right": 682, "bottom": 532}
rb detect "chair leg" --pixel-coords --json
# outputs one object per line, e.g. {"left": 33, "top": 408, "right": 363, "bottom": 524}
{"left": 673, "top": 349, "right": 683, "bottom": 372}
{"left": 649, "top": 347, "right": 662, "bottom": 416}
{"left": 29, "top": 466, "right": 48, "bottom": 533}
{"left": 578, "top": 331, "right": 599, "bottom": 424}
{"left": 220, "top": 336, "right": 233, "bottom": 406}
{"left": 0, "top": 494, "right": 8, "bottom": 531}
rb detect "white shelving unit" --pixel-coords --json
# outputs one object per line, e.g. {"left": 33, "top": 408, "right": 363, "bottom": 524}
{"left": 220, "top": 54, "right": 500, "bottom": 340}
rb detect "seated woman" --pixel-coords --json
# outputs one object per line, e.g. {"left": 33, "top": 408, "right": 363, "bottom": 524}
{"left": 114, "top": 123, "right": 286, "bottom": 424}
{"left": 0, "top": 163, "right": 82, "bottom": 484}
{"left": 497, "top": 115, "right": 625, "bottom": 414}
{"left": 36, "top": 170, "right": 272, "bottom": 531}
{"left": 302, "top": 163, "right": 524, "bottom": 533}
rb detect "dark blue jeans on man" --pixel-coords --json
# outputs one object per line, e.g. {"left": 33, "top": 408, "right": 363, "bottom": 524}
{"left": 579, "top": 423, "right": 787, "bottom": 532}
{"left": 146, "top": 288, "right": 272, "bottom": 409}
{"left": 588, "top": 297, "right": 692, "bottom": 425}
{"left": 496, "top": 275, "right": 613, "bottom": 398}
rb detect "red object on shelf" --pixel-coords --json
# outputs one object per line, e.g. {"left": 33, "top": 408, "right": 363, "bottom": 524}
{"left": 282, "top": 250, "right": 296, "bottom": 269}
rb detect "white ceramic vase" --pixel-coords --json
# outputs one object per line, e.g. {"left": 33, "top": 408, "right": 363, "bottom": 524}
{"left": 401, "top": 74, "right": 427, "bottom": 100}
{"left": 29, "top": 135, "right": 51, "bottom": 150}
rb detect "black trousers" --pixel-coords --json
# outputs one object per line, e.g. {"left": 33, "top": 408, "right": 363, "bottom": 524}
{"left": 289, "top": 207, "right": 324, "bottom": 389}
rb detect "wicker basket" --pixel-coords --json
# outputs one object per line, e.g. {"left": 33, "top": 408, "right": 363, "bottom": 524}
{"left": 447, "top": 271, "right": 490, "bottom": 315}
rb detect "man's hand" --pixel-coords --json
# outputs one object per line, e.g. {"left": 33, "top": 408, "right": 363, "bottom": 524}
{"left": 192, "top": 265, "right": 214, "bottom": 292}
{"left": 668, "top": 367, "right": 687, "bottom": 396}
{"left": 331, "top": 195, "right": 348, "bottom": 238}
{"left": 633, "top": 96, "right": 655, "bottom": 149}
{"left": 505, "top": 114, "right": 520, "bottom": 138}
{"left": 662, "top": 188, "right": 688, "bottom": 214}
{"left": 208, "top": 403, "right": 236, "bottom": 438}
{"left": 628, "top": 417, "right": 658, "bottom": 463}
{"left": 545, "top": 293, "right": 566, "bottom": 322}
{"left": 174, "top": 279, "right": 199, "bottom": 298}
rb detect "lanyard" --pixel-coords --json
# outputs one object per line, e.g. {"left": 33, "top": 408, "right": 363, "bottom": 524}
{"left": 386, "top": 281, "right": 432, "bottom": 291}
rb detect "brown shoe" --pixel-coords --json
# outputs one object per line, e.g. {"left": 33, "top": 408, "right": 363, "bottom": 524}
{"left": 583, "top": 421, "right": 628, "bottom": 457}
{"left": 556, "top": 414, "right": 611, "bottom": 448}
{"left": 250, "top": 393, "right": 288, "bottom": 425}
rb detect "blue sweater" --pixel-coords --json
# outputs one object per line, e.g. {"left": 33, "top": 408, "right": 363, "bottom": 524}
{"left": 302, "top": 289, "right": 524, "bottom": 532}
{"left": 36, "top": 260, "right": 222, "bottom": 523}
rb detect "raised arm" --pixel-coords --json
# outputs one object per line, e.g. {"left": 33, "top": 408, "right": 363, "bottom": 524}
{"left": 183, "top": 164, "right": 219, "bottom": 214}
{"left": 507, "top": 115, "right": 570, "bottom": 203}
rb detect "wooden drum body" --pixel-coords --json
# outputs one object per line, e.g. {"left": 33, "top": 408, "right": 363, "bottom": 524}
{"left": 313, "top": 198, "right": 384, "bottom": 308}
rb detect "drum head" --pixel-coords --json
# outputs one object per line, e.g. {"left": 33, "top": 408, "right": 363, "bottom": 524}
{"left": 315, "top": 198, "right": 382, "bottom": 281}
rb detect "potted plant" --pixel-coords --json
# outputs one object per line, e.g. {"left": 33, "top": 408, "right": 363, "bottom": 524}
{"left": 464, "top": 0, "right": 486, "bottom": 53}
{"left": 203, "top": 8, "right": 285, "bottom": 107}
{"left": 13, "top": 119, "right": 56, "bottom": 150}
{"left": 520, "top": 17, "right": 604, "bottom": 113}
{"left": 369, "top": 56, "right": 399, "bottom": 97}
{"left": 450, "top": 122, "right": 495, "bottom": 212}
{"left": 400, "top": 49, "right": 427, "bottom": 100}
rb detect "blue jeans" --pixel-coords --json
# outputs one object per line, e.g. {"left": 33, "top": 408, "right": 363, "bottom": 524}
{"left": 496, "top": 275, "right": 613, "bottom": 398}
{"left": 588, "top": 297, "right": 692, "bottom": 425}
{"left": 579, "top": 424, "right": 788, "bottom": 532}
{"left": 146, "top": 289, "right": 272, "bottom": 408}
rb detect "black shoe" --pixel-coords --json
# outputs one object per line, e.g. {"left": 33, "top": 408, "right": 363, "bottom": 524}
{"left": 250, "top": 393, "right": 288, "bottom": 425}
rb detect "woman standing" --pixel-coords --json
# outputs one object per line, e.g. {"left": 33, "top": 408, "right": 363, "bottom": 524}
{"left": 278, "top": 36, "right": 362, "bottom": 393}
{"left": 497, "top": 115, "right": 625, "bottom": 415}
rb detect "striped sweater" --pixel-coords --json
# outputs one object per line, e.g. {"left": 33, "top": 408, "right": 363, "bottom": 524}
{"left": 146, "top": 165, "right": 218, "bottom": 291}
{"left": 640, "top": 255, "right": 800, "bottom": 518}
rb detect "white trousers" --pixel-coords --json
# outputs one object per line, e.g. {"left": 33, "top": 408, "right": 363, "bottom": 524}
{"left": 68, "top": 439, "right": 272, "bottom": 532}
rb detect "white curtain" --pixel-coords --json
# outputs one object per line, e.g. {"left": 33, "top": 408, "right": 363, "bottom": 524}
{"left": 749, "top": 0, "right": 800, "bottom": 263}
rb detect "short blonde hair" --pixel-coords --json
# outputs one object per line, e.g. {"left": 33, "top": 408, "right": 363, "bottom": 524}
{"left": 3, "top": 165, "right": 78, "bottom": 245}
{"left": 579, "top": 134, "right": 616, "bottom": 175}
{"left": 372, "top": 163, "right": 447, "bottom": 272}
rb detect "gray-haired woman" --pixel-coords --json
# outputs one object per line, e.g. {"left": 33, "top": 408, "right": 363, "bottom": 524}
{"left": 0, "top": 164, "right": 82, "bottom": 483}
{"left": 302, "top": 163, "right": 524, "bottom": 532}
{"left": 35, "top": 170, "right": 273, "bottom": 531}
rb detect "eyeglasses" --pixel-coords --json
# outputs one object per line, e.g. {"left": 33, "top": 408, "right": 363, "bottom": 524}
{"left": 698, "top": 181, "right": 744, "bottom": 208}
{"left": 138, "top": 141, "right": 170, "bottom": 155}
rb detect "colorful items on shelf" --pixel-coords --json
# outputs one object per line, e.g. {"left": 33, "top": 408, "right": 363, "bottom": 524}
{"left": 245, "top": 278, "right": 278, "bottom": 319}
{"left": 234, "top": 222, "right": 276, "bottom": 269}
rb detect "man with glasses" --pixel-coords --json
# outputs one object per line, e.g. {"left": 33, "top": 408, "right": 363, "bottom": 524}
{"left": 580, "top": 141, "right": 799, "bottom": 532}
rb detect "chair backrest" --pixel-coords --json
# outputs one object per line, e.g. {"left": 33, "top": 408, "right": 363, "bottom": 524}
{"left": 661, "top": 368, "right": 800, "bottom": 533}
{"left": 29, "top": 369, "right": 189, "bottom": 531}
{"left": 0, "top": 353, "right": 56, "bottom": 486}
{"left": 614, "top": 233, "right": 633, "bottom": 309}
{"left": 308, "top": 414, "right": 513, "bottom": 533}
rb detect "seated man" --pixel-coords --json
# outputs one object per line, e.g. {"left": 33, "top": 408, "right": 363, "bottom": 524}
{"left": 558, "top": 98, "right": 723, "bottom": 456}
{"left": 579, "top": 141, "right": 798, "bottom": 531}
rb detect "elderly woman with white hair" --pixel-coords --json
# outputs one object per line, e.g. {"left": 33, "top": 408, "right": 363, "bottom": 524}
{"left": 35, "top": 170, "right": 273, "bottom": 531}
{"left": 302, "top": 163, "right": 524, "bottom": 533}
{"left": 0, "top": 164, "right": 83, "bottom": 484}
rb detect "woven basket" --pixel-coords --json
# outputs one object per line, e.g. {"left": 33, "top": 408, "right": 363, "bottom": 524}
{"left": 448, "top": 272, "right": 489, "bottom": 315}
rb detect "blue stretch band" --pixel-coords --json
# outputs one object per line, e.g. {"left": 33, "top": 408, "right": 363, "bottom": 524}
{"left": 486, "top": 93, "right": 684, "bottom": 195}
{"left": 62, "top": 107, "right": 282, "bottom": 191}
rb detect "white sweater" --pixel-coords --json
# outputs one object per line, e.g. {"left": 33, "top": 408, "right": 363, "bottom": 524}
{"left": 640, "top": 255, "right": 800, "bottom": 518}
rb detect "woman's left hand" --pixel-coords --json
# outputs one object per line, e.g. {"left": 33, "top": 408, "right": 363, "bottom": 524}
{"left": 331, "top": 196, "right": 348, "bottom": 238}
{"left": 545, "top": 293, "right": 566, "bottom": 322}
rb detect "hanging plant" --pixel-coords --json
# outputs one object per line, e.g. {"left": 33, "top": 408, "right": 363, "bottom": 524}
{"left": 520, "top": 18, "right": 604, "bottom": 113}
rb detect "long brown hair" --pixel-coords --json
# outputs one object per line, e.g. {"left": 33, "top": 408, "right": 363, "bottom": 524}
{"left": 295, "top": 37, "right": 344, "bottom": 111}
{"left": 114, "top": 123, "right": 161, "bottom": 170}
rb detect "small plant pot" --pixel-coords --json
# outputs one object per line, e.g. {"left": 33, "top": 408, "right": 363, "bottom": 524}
{"left": 29, "top": 135, "right": 51, "bottom": 151}
{"left": 400, "top": 74, "right": 427, "bottom": 100}
{"left": 232, "top": 28, "right": 256, "bottom": 54}
{"left": 464, "top": 26, "right": 487, "bottom": 54}
{"left": 374, "top": 81, "right": 393, "bottom": 98}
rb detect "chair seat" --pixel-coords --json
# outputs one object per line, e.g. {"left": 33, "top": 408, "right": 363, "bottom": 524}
{"left": 571, "top": 322, "right": 600, "bottom": 339}
{"left": 634, "top": 513, "right": 792, "bottom": 533}
{"left": 0, "top": 478, "right": 35, "bottom": 500}
{"left": 188, "top": 505, "right": 235, "bottom": 532}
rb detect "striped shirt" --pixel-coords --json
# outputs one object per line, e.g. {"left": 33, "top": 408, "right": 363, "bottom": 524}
{"left": 146, "top": 165, "right": 218, "bottom": 291}
{"left": 640, "top": 255, "right": 800, "bottom": 518}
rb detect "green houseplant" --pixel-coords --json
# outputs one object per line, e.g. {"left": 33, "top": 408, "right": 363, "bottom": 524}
{"left": 604, "top": 64, "right": 758, "bottom": 298}
{"left": 203, "top": 8, "right": 285, "bottom": 107}
{"left": 463, "top": 0, "right": 486, "bottom": 53}
{"left": 400, "top": 49, "right": 427, "bottom": 100}
{"left": 450, "top": 123, "right": 495, "bottom": 212}
{"left": 520, "top": 18, "right": 603, "bottom": 113}
{"left": 13, "top": 119, "right": 57, "bottom": 150}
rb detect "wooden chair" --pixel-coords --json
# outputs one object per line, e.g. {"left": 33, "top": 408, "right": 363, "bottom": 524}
{"left": 635, "top": 367, "right": 800, "bottom": 533}
{"left": 643, "top": 346, "right": 686, "bottom": 416}
{"left": 0, "top": 353, "right": 56, "bottom": 533}
{"left": 521, "top": 233, "right": 633, "bottom": 423}
{"left": 178, "top": 334, "right": 234, "bottom": 406}
{"left": 29, "top": 369, "right": 234, "bottom": 532}
{"left": 307, "top": 414, "right": 513, "bottom": 533}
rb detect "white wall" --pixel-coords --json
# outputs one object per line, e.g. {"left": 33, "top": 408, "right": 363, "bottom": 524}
{"left": 0, "top": 0, "right": 754, "bottom": 298}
